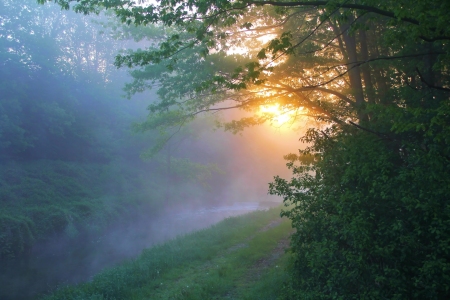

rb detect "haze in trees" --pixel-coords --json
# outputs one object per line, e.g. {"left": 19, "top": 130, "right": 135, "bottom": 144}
{"left": 40, "top": 0, "right": 450, "bottom": 298}
{"left": 1, "top": 1, "right": 301, "bottom": 298}
{"left": 0, "top": 0, "right": 446, "bottom": 298}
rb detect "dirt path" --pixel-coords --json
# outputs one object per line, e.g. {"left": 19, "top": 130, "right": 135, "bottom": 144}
{"left": 144, "top": 216, "right": 291, "bottom": 300}
{"left": 222, "top": 224, "right": 293, "bottom": 299}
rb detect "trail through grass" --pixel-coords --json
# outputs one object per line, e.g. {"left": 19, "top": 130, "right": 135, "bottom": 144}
{"left": 43, "top": 207, "right": 293, "bottom": 300}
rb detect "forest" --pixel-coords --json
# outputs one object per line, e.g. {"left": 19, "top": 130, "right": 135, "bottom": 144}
{"left": 2, "top": 0, "right": 450, "bottom": 299}
{"left": 0, "top": 1, "right": 293, "bottom": 298}
{"left": 0, "top": 0, "right": 219, "bottom": 261}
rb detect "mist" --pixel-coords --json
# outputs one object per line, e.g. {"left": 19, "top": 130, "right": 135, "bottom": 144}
{"left": 0, "top": 1, "right": 302, "bottom": 299}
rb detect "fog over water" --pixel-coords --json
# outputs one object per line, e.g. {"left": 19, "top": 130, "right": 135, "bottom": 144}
{"left": 1, "top": 199, "right": 282, "bottom": 299}
{"left": 0, "top": 119, "right": 300, "bottom": 299}
{"left": 0, "top": 106, "right": 301, "bottom": 297}
{"left": 0, "top": 1, "right": 304, "bottom": 299}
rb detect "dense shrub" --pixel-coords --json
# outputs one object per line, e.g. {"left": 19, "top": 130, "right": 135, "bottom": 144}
{"left": 272, "top": 108, "right": 450, "bottom": 298}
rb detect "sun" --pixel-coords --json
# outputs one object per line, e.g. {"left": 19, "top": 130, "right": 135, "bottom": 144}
{"left": 259, "top": 103, "right": 296, "bottom": 126}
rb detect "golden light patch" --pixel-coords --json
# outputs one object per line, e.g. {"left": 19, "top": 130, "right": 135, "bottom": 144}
{"left": 259, "top": 103, "right": 297, "bottom": 126}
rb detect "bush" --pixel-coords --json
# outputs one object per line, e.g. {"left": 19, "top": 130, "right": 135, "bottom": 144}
{"left": 271, "top": 123, "right": 450, "bottom": 299}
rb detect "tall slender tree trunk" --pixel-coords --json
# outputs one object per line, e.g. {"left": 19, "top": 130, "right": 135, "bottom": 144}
{"left": 329, "top": 20, "right": 349, "bottom": 63}
{"left": 358, "top": 29, "right": 375, "bottom": 105}
{"left": 339, "top": 17, "right": 366, "bottom": 122}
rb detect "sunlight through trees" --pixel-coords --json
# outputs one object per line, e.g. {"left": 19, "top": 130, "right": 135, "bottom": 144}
{"left": 34, "top": 0, "right": 450, "bottom": 298}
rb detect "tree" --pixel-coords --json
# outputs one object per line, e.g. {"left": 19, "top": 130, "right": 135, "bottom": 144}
{"left": 270, "top": 122, "right": 450, "bottom": 298}
{"left": 40, "top": 0, "right": 450, "bottom": 298}
{"left": 39, "top": 0, "right": 450, "bottom": 127}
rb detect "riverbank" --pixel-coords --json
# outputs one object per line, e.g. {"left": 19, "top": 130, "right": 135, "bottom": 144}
{"left": 41, "top": 207, "right": 292, "bottom": 299}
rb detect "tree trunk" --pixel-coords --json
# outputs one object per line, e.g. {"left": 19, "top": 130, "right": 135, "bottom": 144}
{"left": 366, "top": 27, "right": 389, "bottom": 104}
{"left": 339, "top": 17, "right": 366, "bottom": 122}
{"left": 358, "top": 29, "right": 376, "bottom": 104}
{"left": 329, "top": 20, "right": 349, "bottom": 63}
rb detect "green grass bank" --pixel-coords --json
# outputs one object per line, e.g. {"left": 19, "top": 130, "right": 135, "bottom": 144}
{"left": 42, "top": 207, "right": 293, "bottom": 300}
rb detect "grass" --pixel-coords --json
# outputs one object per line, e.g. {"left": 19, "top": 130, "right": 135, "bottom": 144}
{"left": 42, "top": 207, "right": 294, "bottom": 300}
{"left": 237, "top": 250, "right": 293, "bottom": 300}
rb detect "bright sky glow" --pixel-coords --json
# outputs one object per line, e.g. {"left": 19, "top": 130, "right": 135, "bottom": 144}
{"left": 259, "top": 103, "right": 298, "bottom": 126}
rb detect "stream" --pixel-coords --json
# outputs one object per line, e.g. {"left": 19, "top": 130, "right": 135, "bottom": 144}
{"left": 0, "top": 201, "right": 275, "bottom": 300}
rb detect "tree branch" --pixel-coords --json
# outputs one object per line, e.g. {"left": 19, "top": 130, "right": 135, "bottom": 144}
{"left": 270, "top": 82, "right": 348, "bottom": 126}
{"left": 415, "top": 68, "right": 450, "bottom": 92}
{"left": 348, "top": 121, "right": 394, "bottom": 141}
{"left": 249, "top": 1, "right": 420, "bottom": 25}
{"left": 299, "top": 86, "right": 355, "bottom": 106}
{"left": 302, "top": 52, "right": 446, "bottom": 88}
{"left": 249, "top": 0, "right": 450, "bottom": 42}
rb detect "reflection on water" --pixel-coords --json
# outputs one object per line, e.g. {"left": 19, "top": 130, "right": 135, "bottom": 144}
{"left": 0, "top": 202, "right": 275, "bottom": 300}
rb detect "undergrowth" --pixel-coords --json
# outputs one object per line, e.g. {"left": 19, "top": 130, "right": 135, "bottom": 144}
{"left": 0, "top": 160, "right": 164, "bottom": 259}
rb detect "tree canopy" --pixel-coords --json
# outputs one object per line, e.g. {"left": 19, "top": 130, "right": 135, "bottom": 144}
{"left": 39, "top": 0, "right": 450, "bottom": 130}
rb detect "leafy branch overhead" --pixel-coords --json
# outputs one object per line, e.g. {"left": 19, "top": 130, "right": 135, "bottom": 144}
{"left": 40, "top": 0, "right": 450, "bottom": 133}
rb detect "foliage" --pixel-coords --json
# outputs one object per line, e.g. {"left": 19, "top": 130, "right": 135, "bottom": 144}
{"left": 38, "top": 0, "right": 450, "bottom": 298}
{"left": 0, "top": 0, "right": 223, "bottom": 260}
{"left": 39, "top": 0, "right": 450, "bottom": 129}
{"left": 0, "top": 159, "right": 160, "bottom": 258}
{"left": 271, "top": 119, "right": 450, "bottom": 298}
